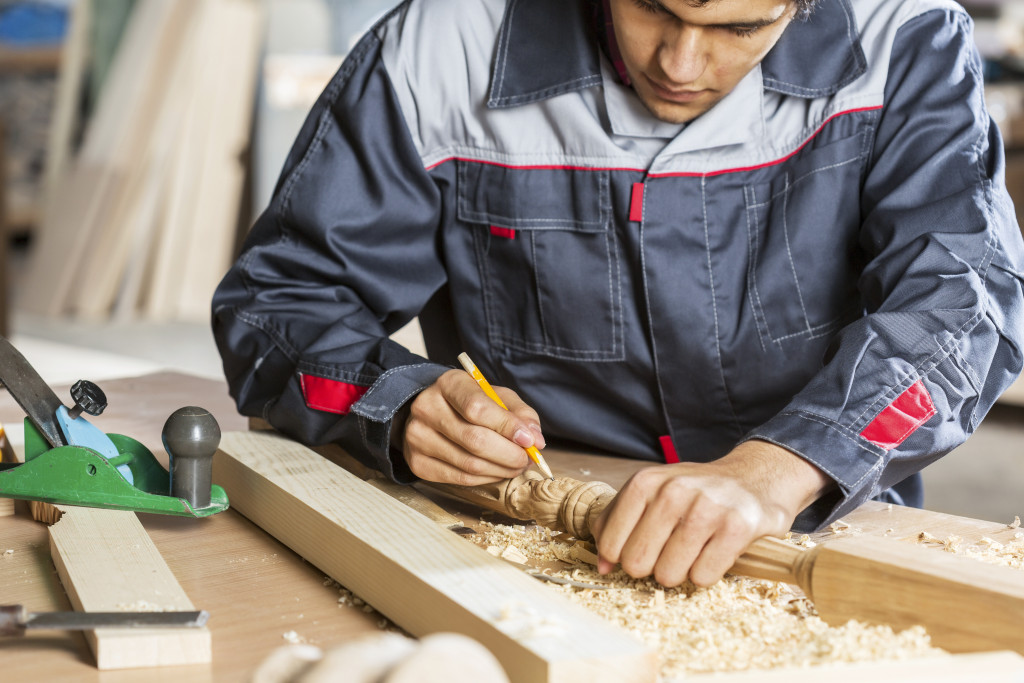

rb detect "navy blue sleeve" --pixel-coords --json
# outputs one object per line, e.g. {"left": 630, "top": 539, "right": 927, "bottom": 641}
{"left": 747, "top": 8, "right": 1024, "bottom": 530}
{"left": 212, "top": 24, "right": 448, "bottom": 482}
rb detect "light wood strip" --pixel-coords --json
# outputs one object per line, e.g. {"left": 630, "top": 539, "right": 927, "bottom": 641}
{"left": 214, "top": 430, "right": 657, "bottom": 683}
{"left": 48, "top": 506, "right": 211, "bottom": 669}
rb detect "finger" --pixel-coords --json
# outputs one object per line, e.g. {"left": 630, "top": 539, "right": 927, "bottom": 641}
{"left": 440, "top": 372, "right": 538, "bottom": 451}
{"left": 404, "top": 446, "right": 508, "bottom": 487}
{"left": 652, "top": 522, "right": 711, "bottom": 588}
{"left": 617, "top": 486, "right": 697, "bottom": 579}
{"left": 592, "top": 479, "right": 653, "bottom": 573}
{"left": 686, "top": 515, "right": 759, "bottom": 588}
{"left": 494, "top": 387, "right": 545, "bottom": 449}
{"left": 411, "top": 376, "right": 530, "bottom": 471}
{"left": 405, "top": 417, "right": 528, "bottom": 480}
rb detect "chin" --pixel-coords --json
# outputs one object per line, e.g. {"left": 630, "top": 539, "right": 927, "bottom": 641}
{"left": 638, "top": 90, "right": 718, "bottom": 125}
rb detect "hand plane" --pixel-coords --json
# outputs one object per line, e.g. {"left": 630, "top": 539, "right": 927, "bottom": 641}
{"left": 0, "top": 335, "right": 228, "bottom": 517}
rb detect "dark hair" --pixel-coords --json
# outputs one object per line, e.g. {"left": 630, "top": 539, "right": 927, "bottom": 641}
{"left": 685, "top": 0, "right": 820, "bottom": 20}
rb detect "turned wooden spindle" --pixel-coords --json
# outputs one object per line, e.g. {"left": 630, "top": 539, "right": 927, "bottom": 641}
{"left": 427, "top": 473, "right": 1024, "bottom": 655}
{"left": 427, "top": 473, "right": 812, "bottom": 588}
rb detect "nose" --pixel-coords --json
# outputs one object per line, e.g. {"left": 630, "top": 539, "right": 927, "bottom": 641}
{"left": 658, "top": 25, "right": 706, "bottom": 85}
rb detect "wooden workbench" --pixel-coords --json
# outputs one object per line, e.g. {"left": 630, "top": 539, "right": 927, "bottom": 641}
{"left": 1, "top": 372, "right": 1021, "bottom": 681}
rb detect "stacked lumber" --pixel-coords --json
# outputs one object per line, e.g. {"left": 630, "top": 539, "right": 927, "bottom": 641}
{"left": 19, "top": 0, "right": 263, "bottom": 322}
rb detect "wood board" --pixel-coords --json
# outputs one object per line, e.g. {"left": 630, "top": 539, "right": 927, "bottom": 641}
{"left": 18, "top": 0, "right": 264, "bottom": 321}
{"left": 18, "top": 0, "right": 190, "bottom": 316}
{"left": 47, "top": 505, "right": 211, "bottom": 669}
{"left": 213, "top": 430, "right": 658, "bottom": 683}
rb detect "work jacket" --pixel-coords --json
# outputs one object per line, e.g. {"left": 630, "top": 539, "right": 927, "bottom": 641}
{"left": 213, "top": 0, "right": 1024, "bottom": 531}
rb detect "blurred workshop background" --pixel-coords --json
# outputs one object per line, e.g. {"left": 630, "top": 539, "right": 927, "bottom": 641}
{"left": 0, "top": 0, "right": 1021, "bottom": 523}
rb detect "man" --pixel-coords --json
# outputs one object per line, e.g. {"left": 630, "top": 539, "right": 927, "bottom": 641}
{"left": 213, "top": 0, "right": 1024, "bottom": 588}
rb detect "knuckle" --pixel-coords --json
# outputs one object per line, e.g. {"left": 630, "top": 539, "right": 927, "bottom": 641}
{"left": 689, "top": 567, "right": 718, "bottom": 589}
{"left": 721, "top": 514, "right": 755, "bottom": 543}
{"left": 461, "top": 398, "right": 489, "bottom": 425}
{"left": 654, "top": 567, "right": 685, "bottom": 588}
{"left": 630, "top": 467, "right": 659, "bottom": 488}
{"left": 460, "top": 425, "right": 489, "bottom": 454}
{"left": 620, "top": 559, "right": 650, "bottom": 579}
{"left": 404, "top": 453, "right": 428, "bottom": 479}
{"left": 403, "top": 418, "right": 426, "bottom": 443}
{"left": 459, "top": 455, "right": 486, "bottom": 476}
{"left": 453, "top": 469, "right": 483, "bottom": 487}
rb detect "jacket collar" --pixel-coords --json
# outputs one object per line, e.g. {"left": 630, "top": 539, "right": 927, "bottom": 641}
{"left": 487, "top": 0, "right": 867, "bottom": 110}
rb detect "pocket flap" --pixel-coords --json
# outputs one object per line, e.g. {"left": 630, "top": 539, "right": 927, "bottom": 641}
{"left": 456, "top": 160, "right": 609, "bottom": 232}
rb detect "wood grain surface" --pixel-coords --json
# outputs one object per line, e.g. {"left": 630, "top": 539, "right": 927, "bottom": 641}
{"left": 215, "top": 430, "right": 658, "bottom": 683}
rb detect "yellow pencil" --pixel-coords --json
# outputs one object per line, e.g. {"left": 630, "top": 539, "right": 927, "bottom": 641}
{"left": 457, "top": 352, "right": 554, "bottom": 480}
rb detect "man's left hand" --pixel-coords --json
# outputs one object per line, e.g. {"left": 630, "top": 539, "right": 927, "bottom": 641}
{"left": 590, "top": 440, "right": 831, "bottom": 587}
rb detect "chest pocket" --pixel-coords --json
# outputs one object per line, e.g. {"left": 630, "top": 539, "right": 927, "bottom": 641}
{"left": 743, "top": 130, "right": 870, "bottom": 346}
{"left": 456, "top": 161, "right": 624, "bottom": 361}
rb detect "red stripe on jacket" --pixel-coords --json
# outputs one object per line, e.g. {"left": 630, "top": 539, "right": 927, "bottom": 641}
{"left": 860, "top": 380, "right": 936, "bottom": 450}
{"left": 300, "top": 374, "right": 369, "bottom": 415}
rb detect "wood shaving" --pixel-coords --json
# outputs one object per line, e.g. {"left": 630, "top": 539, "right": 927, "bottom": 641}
{"left": 784, "top": 532, "right": 817, "bottom": 548}
{"left": 927, "top": 533, "right": 1024, "bottom": 571}
{"left": 282, "top": 630, "right": 306, "bottom": 644}
{"left": 325, "top": 578, "right": 397, "bottom": 631}
{"left": 474, "top": 522, "right": 939, "bottom": 677}
{"left": 1010, "top": 515, "right": 1021, "bottom": 529}
{"left": 828, "top": 520, "right": 851, "bottom": 533}
{"left": 2, "top": 549, "right": 12, "bottom": 558}
{"left": 500, "top": 545, "right": 530, "bottom": 565}
{"left": 473, "top": 517, "right": 1024, "bottom": 676}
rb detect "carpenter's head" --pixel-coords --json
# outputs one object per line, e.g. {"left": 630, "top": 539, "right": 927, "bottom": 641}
{"left": 608, "top": 0, "right": 815, "bottom": 123}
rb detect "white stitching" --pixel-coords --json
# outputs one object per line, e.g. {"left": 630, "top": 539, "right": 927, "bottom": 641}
{"left": 743, "top": 186, "right": 769, "bottom": 350}
{"left": 779, "top": 174, "right": 813, "bottom": 333}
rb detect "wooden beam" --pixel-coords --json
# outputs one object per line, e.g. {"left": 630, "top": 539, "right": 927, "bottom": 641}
{"left": 48, "top": 506, "right": 211, "bottom": 669}
{"left": 213, "top": 430, "right": 657, "bottom": 683}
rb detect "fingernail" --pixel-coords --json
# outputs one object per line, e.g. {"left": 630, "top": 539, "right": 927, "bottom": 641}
{"left": 512, "top": 428, "right": 534, "bottom": 448}
{"left": 529, "top": 424, "right": 546, "bottom": 449}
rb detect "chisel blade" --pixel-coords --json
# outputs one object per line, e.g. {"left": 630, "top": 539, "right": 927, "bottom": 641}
{"left": 1, "top": 604, "right": 209, "bottom": 635}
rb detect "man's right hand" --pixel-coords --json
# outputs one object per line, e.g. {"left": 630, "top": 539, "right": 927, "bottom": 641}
{"left": 402, "top": 369, "right": 545, "bottom": 486}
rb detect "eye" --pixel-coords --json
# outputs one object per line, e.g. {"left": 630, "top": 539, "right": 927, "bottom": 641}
{"left": 631, "top": 0, "right": 662, "bottom": 14}
{"left": 729, "top": 26, "right": 761, "bottom": 38}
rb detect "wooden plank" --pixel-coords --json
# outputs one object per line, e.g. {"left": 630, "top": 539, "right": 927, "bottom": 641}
{"left": 695, "top": 651, "right": 1024, "bottom": 682}
{"left": 69, "top": 1, "right": 197, "bottom": 318}
{"left": 41, "top": 0, "right": 90, "bottom": 214}
{"left": 142, "top": 0, "right": 231, "bottom": 320}
{"left": 48, "top": 505, "right": 211, "bottom": 669}
{"left": 170, "top": 0, "right": 263, "bottom": 322}
{"left": 17, "top": 0, "right": 189, "bottom": 316}
{"left": 213, "top": 430, "right": 657, "bottom": 683}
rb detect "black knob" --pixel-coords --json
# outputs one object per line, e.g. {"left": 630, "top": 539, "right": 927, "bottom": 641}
{"left": 69, "top": 380, "right": 107, "bottom": 419}
{"left": 163, "top": 406, "right": 221, "bottom": 510}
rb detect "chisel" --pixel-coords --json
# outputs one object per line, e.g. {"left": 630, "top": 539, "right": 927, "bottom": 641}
{"left": 0, "top": 604, "right": 209, "bottom": 635}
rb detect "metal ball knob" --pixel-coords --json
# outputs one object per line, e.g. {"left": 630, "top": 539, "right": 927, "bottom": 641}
{"left": 163, "top": 406, "right": 221, "bottom": 510}
{"left": 69, "top": 380, "right": 107, "bottom": 419}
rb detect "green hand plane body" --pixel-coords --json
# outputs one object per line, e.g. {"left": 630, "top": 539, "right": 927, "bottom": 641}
{"left": 0, "top": 336, "right": 228, "bottom": 517}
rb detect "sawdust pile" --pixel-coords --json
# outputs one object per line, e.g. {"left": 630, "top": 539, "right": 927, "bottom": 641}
{"left": 477, "top": 522, "right": 940, "bottom": 677}
{"left": 914, "top": 516, "right": 1024, "bottom": 570}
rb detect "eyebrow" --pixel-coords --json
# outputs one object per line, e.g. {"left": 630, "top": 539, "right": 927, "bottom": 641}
{"left": 646, "top": 1, "right": 787, "bottom": 29}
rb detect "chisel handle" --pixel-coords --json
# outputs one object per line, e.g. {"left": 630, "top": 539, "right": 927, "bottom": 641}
{"left": 0, "top": 605, "right": 27, "bottom": 636}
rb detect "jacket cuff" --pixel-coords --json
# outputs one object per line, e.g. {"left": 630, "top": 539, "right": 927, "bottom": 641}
{"left": 742, "top": 411, "right": 887, "bottom": 532}
{"left": 352, "top": 362, "right": 450, "bottom": 483}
